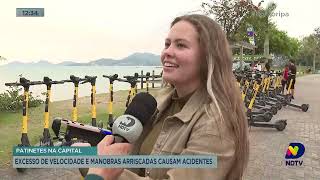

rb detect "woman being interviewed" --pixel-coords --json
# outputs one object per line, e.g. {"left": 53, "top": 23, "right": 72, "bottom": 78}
{"left": 85, "top": 14, "right": 249, "bottom": 180}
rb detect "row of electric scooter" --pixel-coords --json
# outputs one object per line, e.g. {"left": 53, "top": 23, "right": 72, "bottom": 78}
{"left": 234, "top": 69, "right": 309, "bottom": 131}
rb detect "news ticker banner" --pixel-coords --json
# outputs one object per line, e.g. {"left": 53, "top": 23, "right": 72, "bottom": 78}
{"left": 13, "top": 146, "right": 97, "bottom": 156}
{"left": 13, "top": 147, "right": 217, "bottom": 168}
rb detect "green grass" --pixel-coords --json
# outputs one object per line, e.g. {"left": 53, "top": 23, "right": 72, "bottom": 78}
{"left": 0, "top": 112, "right": 21, "bottom": 167}
{"left": 0, "top": 88, "right": 160, "bottom": 168}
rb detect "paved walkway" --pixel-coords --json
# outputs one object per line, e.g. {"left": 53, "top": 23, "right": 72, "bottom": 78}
{"left": 245, "top": 74, "right": 320, "bottom": 180}
{"left": 1, "top": 74, "right": 319, "bottom": 180}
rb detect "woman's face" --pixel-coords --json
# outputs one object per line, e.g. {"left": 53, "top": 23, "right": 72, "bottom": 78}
{"left": 161, "top": 20, "right": 202, "bottom": 87}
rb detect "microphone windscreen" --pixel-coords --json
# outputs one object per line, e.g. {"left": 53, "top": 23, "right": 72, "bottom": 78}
{"left": 124, "top": 92, "right": 157, "bottom": 126}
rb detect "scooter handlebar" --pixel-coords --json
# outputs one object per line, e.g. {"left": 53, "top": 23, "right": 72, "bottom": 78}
{"left": 51, "top": 81, "right": 65, "bottom": 84}
{"left": 84, "top": 75, "right": 97, "bottom": 79}
{"left": 29, "top": 81, "right": 44, "bottom": 85}
{"left": 116, "top": 78, "right": 128, "bottom": 82}
{"left": 62, "top": 79, "right": 73, "bottom": 83}
{"left": 5, "top": 82, "right": 20, "bottom": 86}
{"left": 62, "top": 75, "right": 86, "bottom": 83}
{"left": 102, "top": 74, "right": 118, "bottom": 79}
{"left": 18, "top": 77, "right": 43, "bottom": 85}
{"left": 43, "top": 77, "right": 65, "bottom": 85}
{"left": 81, "top": 76, "right": 97, "bottom": 84}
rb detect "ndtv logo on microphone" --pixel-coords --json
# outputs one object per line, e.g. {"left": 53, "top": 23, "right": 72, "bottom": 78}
{"left": 118, "top": 116, "right": 136, "bottom": 132}
{"left": 285, "top": 143, "right": 305, "bottom": 166}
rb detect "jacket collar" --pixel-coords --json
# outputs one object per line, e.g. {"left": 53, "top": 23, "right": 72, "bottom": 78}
{"left": 154, "top": 85, "right": 208, "bottom": 124}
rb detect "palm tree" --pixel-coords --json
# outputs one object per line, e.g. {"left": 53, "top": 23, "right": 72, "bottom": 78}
{"left": 259, "top": 2, "right": 277, "bottom": 58}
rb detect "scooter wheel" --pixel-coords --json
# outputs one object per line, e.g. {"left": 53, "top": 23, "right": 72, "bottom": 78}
{"left": 301, "top": 104, "right": 309, "bottom": 112}
{"left": 281, "top": 100, "right": 287, "bottom": 106}
{"left": 276, "top": 103, "right": 282, "bottom": 110}
{"left": 263, "top": 112, "right": 273, "bottom": 122}
{"left": 275, "top": 120, "right": 287, "bottom": 131}
{"left": 271, "top": 106, "right": 278, "bottom": 115}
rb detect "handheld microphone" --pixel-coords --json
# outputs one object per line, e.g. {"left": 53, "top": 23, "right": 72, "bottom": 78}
{"left": 52, "top": 92, "right": 157, "bottom": 146}
{"left": 112, "top": 92, "right": 157, "bottom": 143}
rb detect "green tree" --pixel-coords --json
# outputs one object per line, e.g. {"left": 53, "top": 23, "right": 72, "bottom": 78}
{"left": 0, "top": 86, "right": 44, "bottom": 112}
{"left": 200, "top": 0, "right": 311, "bottom": 67}
{"left": 297, "top": 27, "right": 320, "bottom": 71}
{"left": 201, "top": 0, "right": 279, "bottom": 57}
{"left": 201, "top": 0, "right": 260, "bottom": 41}
{"left": 234, "top": 13, "right": 276, "bottom": 54}
{"left": 232, "top": 2, "right": 299, "bottom": 59}
{"left": 233, "top": 2, "right": 276, "bottom": 56}
{"left": 269, "top": 28, "right": 300, "bottom": 58}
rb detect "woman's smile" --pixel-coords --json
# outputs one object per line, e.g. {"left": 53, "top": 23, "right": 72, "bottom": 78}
{"left": 163, "top": 61, "right": 179, "bottom": 72}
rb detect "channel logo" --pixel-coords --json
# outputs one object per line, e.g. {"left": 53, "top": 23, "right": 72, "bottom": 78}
{"left": 285, "top": 143, "right": 305, "bottom": 166}
{"left": 285, "top": 143, "right": 305, "bottom": 159}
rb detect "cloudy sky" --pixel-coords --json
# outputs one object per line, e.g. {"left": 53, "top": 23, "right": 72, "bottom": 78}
{"left": 0, "top": 0, "right": 319, "bottom": 63}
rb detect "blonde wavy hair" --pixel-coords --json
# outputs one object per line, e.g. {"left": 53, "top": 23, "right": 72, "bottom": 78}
{"left": 166, "top": 14, "right": 249, "bottom": 179}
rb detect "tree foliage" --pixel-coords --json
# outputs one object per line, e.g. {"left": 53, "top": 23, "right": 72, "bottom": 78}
{"left": 269, "top": 28, "right": 300, "bottom": 58}
{"left": 201, "top": 0, "right": 301, "bottom": 59}
{"left": 296, "top": 27, "right": 320, "bottom": 67}
{"left": 0, "top": 86, "right": 44, "bottom": 112}
{"left": 201, "top": 0, "right": 258, "bottom": 41}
